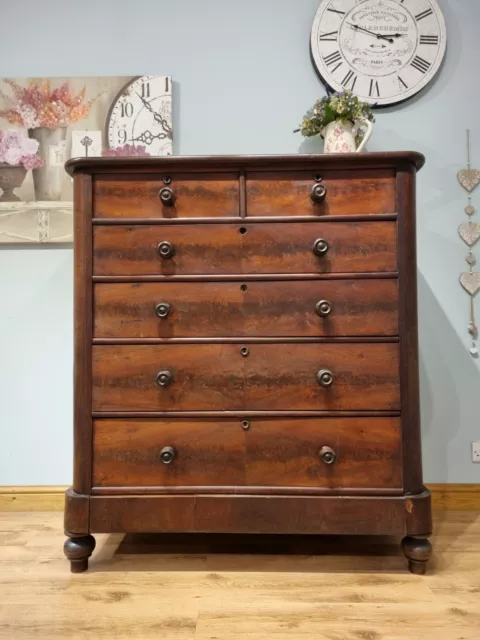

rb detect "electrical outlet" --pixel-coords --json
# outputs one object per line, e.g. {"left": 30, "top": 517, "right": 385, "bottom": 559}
{"left": 472, "top": 442, "right": 480, "bottom": 463}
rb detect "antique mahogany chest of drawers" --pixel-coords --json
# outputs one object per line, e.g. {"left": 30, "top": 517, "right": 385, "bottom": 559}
{"left": 64, "top": 152, "right": 432, "bottom": 574}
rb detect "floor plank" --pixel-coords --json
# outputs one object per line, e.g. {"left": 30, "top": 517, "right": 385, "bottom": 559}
{"left": 0, "top": 511, "right": 478, "bottom": 640}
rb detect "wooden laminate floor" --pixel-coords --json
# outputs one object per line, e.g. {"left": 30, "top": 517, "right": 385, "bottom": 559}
{"left": 0, "top": 511, "right": 479, "bottom": 640}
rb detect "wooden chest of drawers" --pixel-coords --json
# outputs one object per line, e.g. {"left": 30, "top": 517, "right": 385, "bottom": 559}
{"left": 64, "top": 153, "right": 432, "bottom": 574}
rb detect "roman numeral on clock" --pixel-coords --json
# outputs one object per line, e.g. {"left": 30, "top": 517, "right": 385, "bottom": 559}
{"left": 420, "top": 34, "right": 439, "bottom": 45}
{"left": 411, "top": 55, "right": 431, "bottom": 73}
{"left": 369, "top": 79, "right": 380, "bottom": 98}
{"left": 324, "top": 51, "right": 342, "bottom": 68}
{"left": 342, "top": 70, "right": 357, "bottom": 91}
{"left": 327, "top": 7, "right": 346, "bottom": 16}
{"left": 320, "top": 30, "right": 338, "bottom": 41}
{"left": 415, "top": 8, "right": 433, "bottom": 21}
{"left": 398, "top": 75, "right": 408, "bottom": 89}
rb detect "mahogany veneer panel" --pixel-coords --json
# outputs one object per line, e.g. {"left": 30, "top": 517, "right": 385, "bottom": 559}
{"left": 246, "top": 170, "right": 395, "bottom": 216}
{"left": 94, "top": 173, "right": 240, "bottom": 218}
{"left": 93, "top": 279, "right": 399, "bottom": 338}
{"left": 93, "top": 417, "right": 402, "bottom": 489}
{"left": 93, "top": 221, "right": 397, "bottom": 276}
{"left": 92, "top": 343, "right": 400, "bottom": 412}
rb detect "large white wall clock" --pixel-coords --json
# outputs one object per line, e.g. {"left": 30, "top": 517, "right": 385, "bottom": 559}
{"left": 310, "top": 0, "right": 447, "bottom": 106}
{"left": 106, "top": 75, "right": 173, "bottom": 155}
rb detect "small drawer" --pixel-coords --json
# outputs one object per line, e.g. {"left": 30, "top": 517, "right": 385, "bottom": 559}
{"left": 246, "top": 170, "right": 395, "bottom": 216}
{"left": 93, "top": 221, "right": 397, "bottom": 276}
{"left": 93, "top": 173, "right": 240, "bottom": 218}
{"left": 93, "top": 279, "right": 399, "bottom": 339}
{"left": 92, "top": 417, "right": 402, "bottom": 490}
{"left": 92, "top": 343, "right": 400, "bottom": 412}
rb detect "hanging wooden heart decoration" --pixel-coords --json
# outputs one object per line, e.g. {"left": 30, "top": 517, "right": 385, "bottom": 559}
{"left": 458, "top": 223, "right": 480, "bottom": 247}
{"left": 457, "top": 169, "right": 480, "bottom": 193}
{"left": 460, "top": 272, "right": 480, "bottom": 296}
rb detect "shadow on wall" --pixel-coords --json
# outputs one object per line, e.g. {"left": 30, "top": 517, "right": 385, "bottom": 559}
{"left": 418, "top": 269, "right": 479, "bottom": 484}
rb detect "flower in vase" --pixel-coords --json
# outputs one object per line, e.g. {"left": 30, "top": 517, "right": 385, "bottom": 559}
{"left": 102, "top": 144, "right": 151, "bottom": 157}
{"left": 0, "top": 78, "right": 96, "bottom": 130}
{"left": 0, "top": 128, "right": 45, "bottom": 170}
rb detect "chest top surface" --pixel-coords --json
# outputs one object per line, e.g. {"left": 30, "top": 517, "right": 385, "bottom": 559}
{"left": 66, "top": 151, "right": 424, "bottom": 175}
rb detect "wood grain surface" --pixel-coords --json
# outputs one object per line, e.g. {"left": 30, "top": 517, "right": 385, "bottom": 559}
{"left": 92, "top": 417, "right": 402, "bottom": 489}
{"left": 2, "top": 510, "right": 478, "bottom": 640}
{"left": 244, "top": 343, "right": 400, "bottom": 411}
{"left": 92, "top": 343, "right": 400, "bottom": 411}
{"left": 246, "top": 169, "right": 395, "bottom": 216}
{"left": 87, "top": 492, "right": 431, "bottom": 535}
{"left": 92, "top": 344, "right": 245, "bottom": 411}
{"left": 93, "top": 279, "right": 399, "bottom": 338}
{"left": 93, "top": 173, "right": 240, "bottom": 218}
{"left": 93, "top": 221, "right": 397, "bottom": 276}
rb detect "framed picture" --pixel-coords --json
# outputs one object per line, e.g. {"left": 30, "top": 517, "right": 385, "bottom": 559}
{"left": 0, "top": 75, "right": 172, "bottom": 243}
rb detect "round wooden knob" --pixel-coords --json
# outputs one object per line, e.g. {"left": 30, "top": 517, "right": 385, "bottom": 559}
{"left": 160, "top": 446, "right": 176, "bottom": 464}
{"left": 316, "top": 300, "right": 332, "bottom": 317}
{"left": 156, "top": 370, "right": 172, "bottom": 387}
{"left": 158, "top": 186, "right": 176, "bottom": 206}
{"left": 155, "top": 302, "right": 171, "bottom": 318}
{"left": 317, "top": 369, "right": 334, "bottom": 387}
{"left": 319, "top": 445, "right": 336, "bottom": 465}
{"left": 157, "top": 241, "right": 175, "bottom": 259}
{"left": 312, "top": 238, "right": 329, "bottom": 257}
{"left": 310, "top": 183, "right": 327, "bottom": 203}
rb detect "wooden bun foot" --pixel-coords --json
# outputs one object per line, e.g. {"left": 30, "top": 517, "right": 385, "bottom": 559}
{"left": 64, "top": 534, "right": 96, "bottom": 573}
{"left": 402, "top": 536, "right": 432, "bottom": 575}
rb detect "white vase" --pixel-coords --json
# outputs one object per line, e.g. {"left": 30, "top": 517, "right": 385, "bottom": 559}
{"left": 322, "top": 119, "right": 373, "bottom": 154}
{"left": 29, "top": 127, "right": 68, "bottom": 201}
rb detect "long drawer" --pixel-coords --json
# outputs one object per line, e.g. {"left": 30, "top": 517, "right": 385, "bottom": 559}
{"left": 92, "top": 417, "right": 402, "bottom": 489}
{"left": 94, "top": 279, "right": 399, "bottom": 338}
{"left": 92, "top": 343, "right": 400, "bottom": 411}
{"left": 93, "top": 221, "right": 397, "bottom": 275}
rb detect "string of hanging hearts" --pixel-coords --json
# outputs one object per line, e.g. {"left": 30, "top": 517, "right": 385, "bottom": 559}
{"left": 458, "top": 130, "right": 480, "bottom": 357}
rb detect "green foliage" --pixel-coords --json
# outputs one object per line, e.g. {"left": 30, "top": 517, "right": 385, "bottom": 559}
{"left": 296, "top": 91, "right": 375, "bottom": 138}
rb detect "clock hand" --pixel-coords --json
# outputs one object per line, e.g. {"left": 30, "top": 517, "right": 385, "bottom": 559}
{"left": 348, "top": 23, "right": 394, "bottom": 44}
{"left": 136, "top": 93, "right": 172, "bottom": 135}
{"left": 131, "top": 129, "right": 168, "bottom": 145}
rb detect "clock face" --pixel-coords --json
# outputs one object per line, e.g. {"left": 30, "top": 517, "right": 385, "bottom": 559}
{"left": 310, "top": 0, "right": 447, "bottom": 106}
{"left": 106, "top": 75, "right": 173, "bottom": 155}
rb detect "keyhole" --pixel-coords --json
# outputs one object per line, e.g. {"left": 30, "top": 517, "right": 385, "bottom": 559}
{"left": 240, "top": 284, "right": 247, "bottom": 292}
{"left": 239, "top": 227, "right": 247, "bottom": 234}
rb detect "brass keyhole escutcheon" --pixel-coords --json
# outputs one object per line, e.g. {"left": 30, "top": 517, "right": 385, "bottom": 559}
{"left": 239, "top": 227, "right": 247, "bottom": 234}
{"left": 240, "top": 346, "right": 249, "bottom": 357}
{"left": 240, "top": 284, "right": 248, "bottom": 292}
{"left": 241, "top": 420, "right": 250, "bottom": 430}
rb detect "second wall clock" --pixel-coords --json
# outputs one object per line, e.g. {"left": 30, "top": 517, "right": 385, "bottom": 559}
{"left": 310, "top": 0, "right": 447, "bottom": 106}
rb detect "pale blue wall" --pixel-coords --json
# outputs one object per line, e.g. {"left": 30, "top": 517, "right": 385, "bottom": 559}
{"left": 0, "top": 0, "right": 479, "bottom": 484}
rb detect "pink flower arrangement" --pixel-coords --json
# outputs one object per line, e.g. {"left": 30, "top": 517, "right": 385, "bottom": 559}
{"left": 0, "top": 78, "right": 95, "bottom": 130}
{"left": 0, "top": 129, "right": 45, "bottom": 170}
{"left": 102, "top": 144, "right": 151, "bottom": 157}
